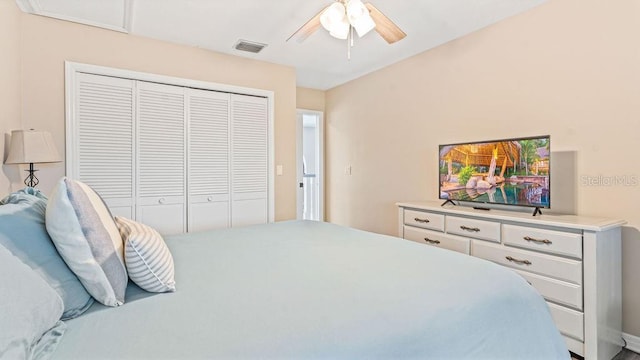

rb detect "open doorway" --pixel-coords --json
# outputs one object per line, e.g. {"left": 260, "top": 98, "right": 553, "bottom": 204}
{"left": 296, "top": 109, "right": 324, "bottom": 221}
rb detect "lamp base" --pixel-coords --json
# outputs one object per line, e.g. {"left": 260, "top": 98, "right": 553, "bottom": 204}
{"left": 24, "top": 163, "right": 39, "bottom": 188}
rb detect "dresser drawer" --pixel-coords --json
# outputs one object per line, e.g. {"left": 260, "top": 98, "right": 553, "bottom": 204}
{"left": 503, "top": 224, "right": 582, "bottom": 259}
{"left": 403, "top": 210, "right": 445, "bottom": 232}
{"left": 513, "top": 269, "right": 582, "bottom": 310}
{"left": 472, "top": 240, "right": 582, "bottom": 285}
{"left": 403, "top": 226, "right": 470, "bottom": 254}
{"left": 446, "top": 216, "right": 500, "bottom": 242}
{"left": 547, "top": 302, "right": 584, "bottom": 341}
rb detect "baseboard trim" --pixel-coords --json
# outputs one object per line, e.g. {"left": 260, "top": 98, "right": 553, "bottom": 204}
{"left": 623, "top": 332, "right": 640, "bottom": 353}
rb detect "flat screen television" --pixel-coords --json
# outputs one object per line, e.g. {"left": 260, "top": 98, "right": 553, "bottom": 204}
{"left": 439, "top": 135, "right": 550, "bottom": 214}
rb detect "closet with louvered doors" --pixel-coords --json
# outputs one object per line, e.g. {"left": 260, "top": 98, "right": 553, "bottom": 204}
{"left": 68, "top": 71, "right": 270, "bottom": 235}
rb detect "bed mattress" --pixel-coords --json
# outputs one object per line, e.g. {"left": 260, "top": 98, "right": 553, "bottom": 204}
{"left": 52, "top": 220, "right": 568, "bottom": 359}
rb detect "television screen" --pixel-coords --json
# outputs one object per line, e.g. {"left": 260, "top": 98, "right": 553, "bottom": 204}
{"left": 439, "top": 135, "right": 550, "bottom": 209}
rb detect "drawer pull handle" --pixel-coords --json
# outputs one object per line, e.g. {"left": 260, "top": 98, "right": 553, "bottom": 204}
{"left": 506, "top": 256, "right": 532, "bottom": 265}
{"left": 460, "top": 225, "right": 480, "bottom": 232}
{"left": 414, "top": 217, "right": 430, "bottom": 223}
{"left": 423, "top": 237, "right": 441, "bottom": 245}
{"left": 158, "top": 198, "right": 166, "bottom": 204}
{"left": 523, "top": 236, "right": 552, "bottom": 245}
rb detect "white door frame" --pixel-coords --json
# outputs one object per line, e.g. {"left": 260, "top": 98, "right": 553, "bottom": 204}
{"left": 296, "top": 109, "right": 324, "bottom": 221}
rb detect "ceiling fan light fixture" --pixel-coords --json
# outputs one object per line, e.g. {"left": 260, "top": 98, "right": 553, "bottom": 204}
{"left": 346, "top": 0, "right": 375, "bottom": 37}
{"left": 320, "top": 2, "right": 346, "bottom": 32}
{"left": 329, "top": 17, "right": 350, "bottom": 39}
{"left": 287, "top": 0, "right": 406, "bottom": 59}
{"left": 351, "top": 13, "right": 375, "bottom": 37}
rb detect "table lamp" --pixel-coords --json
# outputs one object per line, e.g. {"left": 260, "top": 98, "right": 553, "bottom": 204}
{"left": 5, "top": 129, "right": 62, "bottom": 188}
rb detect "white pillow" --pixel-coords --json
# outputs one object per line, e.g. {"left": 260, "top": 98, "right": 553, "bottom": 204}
{"left": 115, "top": 216, "right": 176, "bottom": 293}
{"left": 46, "top": 177, "right": 128, "bottom": 306}
{"left": 0, "top": 243, "right": 66, "bottom": 359}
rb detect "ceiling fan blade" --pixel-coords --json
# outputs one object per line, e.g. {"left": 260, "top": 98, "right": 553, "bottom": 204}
{"left": 286, "top": 7, "right": 326, "bottom": 43}
{"left": 365, "top": 3, "right": 406, "bottom": 44}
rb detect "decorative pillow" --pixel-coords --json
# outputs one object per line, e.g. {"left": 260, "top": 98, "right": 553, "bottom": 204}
{"left": 115, "top": 216, "right": 176, "bottom": 293}
{"left": 0, "top": 243, "right": 66, "bottom": 360}
{"left": 46, "top": 177, "right": 128, "bottom": 306}
{"left": 0, "top": 190, "right": 94, "bottom": 320}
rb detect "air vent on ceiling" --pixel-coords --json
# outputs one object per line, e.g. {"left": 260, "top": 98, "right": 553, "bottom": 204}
{"left": 234, "top": 40, "right": 267, "bottom": 54}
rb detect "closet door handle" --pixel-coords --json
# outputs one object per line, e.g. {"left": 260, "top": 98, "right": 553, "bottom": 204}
{"left": 207, "top": 196, "right": 214, "bottom": 202}
{"left": 506, "top": 256, "right": 532, "bottom": 265}
{"left": 460, "top": 225, "right": 480, "bottom": 232}
{"left": 414, "top": 217, "right": 430, "bottom": 223}
{"left": 523, "top": 236, "right": 552, "bottom": 245}
{"left": 423, "top": 237, "right": 441, "bottom": 245}
{"left": 158, "top": 198, "right": 166, "bottom": 204}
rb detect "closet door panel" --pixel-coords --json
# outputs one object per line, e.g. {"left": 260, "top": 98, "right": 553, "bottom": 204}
{"left": 190, "top": 201, "right": 229, "bottom": 232}
{"left": 187, "top": 89, "right": 230, "bottom": 232}
{"left": 231, "top": 196, "right": 267, "bottom": 228}
{"left": 230, "top": 94, "right": 268, "bottom": 227}
{"left": 136, "top": 81, "right": 186, "bottom": 234}
{"left": 73, "top": 73, "right": 134, "bottom": 217}
{"left": 138, "top": 202, "right": 185, "bottom": 236}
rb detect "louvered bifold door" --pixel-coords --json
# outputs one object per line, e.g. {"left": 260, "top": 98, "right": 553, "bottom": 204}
{"left": 72, "top": 73, "right": 135, "bottom": 218}
{"left": 187, "top": 89, "right": 230, "bottom": 232}
{"left": 136, "top": 81, "right": 186, "bottom": 235}
{"left": 230, "top": 94, "right": 268, "bottom": 227}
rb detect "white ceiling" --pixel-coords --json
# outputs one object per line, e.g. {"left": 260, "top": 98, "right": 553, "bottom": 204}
{"left": 16, "top": 0, "right": 545, "bottom": 90}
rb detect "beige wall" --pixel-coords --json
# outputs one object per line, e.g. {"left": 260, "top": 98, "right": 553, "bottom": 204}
{"left": 326, "top": 0, "right": 640, "bottom": 336}
{"left": 9, "top": 6, "right": 298, "bottom": 220}
{"left": 0, "top": 1, "right": 22, "bottom": 194}
{"left": 296, "top": 87, "right": 326, "bottom": 112}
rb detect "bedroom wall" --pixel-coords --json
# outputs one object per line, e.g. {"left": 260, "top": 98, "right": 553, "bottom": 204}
{"left": 296, "top": 87, "right": 326, "bottom": 112}
{"left": 0, "top": 1, "right": 23, "bottom": 194}
{"left": 10, "top": 5, "right": 298, "bottom": 221}
{"left": 325, "top": 0, "right": 640, "bottom": 336}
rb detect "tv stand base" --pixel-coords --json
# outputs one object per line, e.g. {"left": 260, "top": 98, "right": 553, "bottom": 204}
{"left": 441, "top": 199, "right": 456, "bottom": 207}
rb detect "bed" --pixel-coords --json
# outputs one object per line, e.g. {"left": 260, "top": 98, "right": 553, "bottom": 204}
{"left": 1, "top": 183, "right": 569, "bottom": 359}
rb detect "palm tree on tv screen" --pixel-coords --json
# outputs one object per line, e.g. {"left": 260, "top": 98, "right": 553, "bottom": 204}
{"left": 520, "top": 140, "right": 537, "bottom": 175}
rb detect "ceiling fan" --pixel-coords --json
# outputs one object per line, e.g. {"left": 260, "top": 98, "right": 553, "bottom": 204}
{"left": 287, "top": 0, "right": 406, "bottom": 58}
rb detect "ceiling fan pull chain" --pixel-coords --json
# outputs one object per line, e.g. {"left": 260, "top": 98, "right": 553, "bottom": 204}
{"left": 347, "top": 26, "right": 352, "bottom": 60}
{"left": 350, "top": 26, "right": 354, "bottom": 47}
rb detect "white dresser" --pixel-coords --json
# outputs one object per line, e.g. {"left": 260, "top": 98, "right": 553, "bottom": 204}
{"left": 397, "top": 201, "right": 625, "bottom": 359}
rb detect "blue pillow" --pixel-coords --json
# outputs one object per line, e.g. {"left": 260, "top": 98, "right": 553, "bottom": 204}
{"left": 0, "top": 189, "right": 94, "bottom": 319}
{"left": 0, "top": 243, "right": 66, "bottom": 359}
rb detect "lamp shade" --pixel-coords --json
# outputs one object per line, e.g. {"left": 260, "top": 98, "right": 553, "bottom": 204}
{"left": 5, "top": 129, "right": 62, "bottom": 164}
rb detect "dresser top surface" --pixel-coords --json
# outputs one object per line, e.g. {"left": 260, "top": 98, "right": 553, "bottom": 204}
{"left": 397, "top": 201, "right": 626, "bottom": 232}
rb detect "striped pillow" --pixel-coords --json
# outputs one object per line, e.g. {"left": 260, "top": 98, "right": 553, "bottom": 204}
{"left": 115, "top": 217, "right": 176, "bottom": 293}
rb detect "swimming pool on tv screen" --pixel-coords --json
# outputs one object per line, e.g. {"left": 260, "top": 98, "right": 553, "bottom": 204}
{"left": 443, "top": 183, "right": 550, "bottom": 208}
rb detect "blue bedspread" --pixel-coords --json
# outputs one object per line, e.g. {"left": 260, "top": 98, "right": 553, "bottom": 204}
{"left": 52, "top": 220, "right": 568, "bottom": 359}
